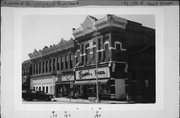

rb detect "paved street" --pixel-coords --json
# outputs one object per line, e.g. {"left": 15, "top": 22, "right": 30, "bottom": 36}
{"left": 22, "top": 97, "right": 128, "bottom": 104}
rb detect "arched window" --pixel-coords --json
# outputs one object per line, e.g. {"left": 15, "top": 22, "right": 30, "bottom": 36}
{"left": 104, "top": 41, "right": 109, "bottom": 62}
{"left": 42, "top": 61, "right": 44, "bottom": 73}
{"left": 65, "top": 55, "right": 68, "bottom": 69}
{"left": 46, "top": 60, "right": 48, "bottom": 72}
{"left": 39, "top": 62, "right": 41, "bottom": 73}
{"left": 70, "top": 55, "right": 73, "bottom": 68}
{"left": 57, "top": 57, "right": 60, "bottom": 71}
{"left": 49, "top": 60, "right": 51, "bottom": 72}
{"left": 53, "top": 58, "right": 55, "bottom": 71}
{"left": 36, "top": 63, "right": 38, "bottom": 74}
{"left": 61, "top": 56, "right": 64, "bottom": 70}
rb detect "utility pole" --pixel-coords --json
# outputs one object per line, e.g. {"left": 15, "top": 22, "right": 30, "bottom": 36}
{"left": 87, "top": 26, "right": 100, "bottom": 103}
{"left": 95, "top": 32, "right": 99, "bottom": 103}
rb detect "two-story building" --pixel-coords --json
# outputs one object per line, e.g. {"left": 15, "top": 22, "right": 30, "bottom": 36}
{"left": 72, "top": 15, "right": 128, "bottom": 100}
{"left": 28, "top": 38, "right": 76, "bottom": 97}
{"left": 72, "top": 14, "right": 155, "bottom": 102}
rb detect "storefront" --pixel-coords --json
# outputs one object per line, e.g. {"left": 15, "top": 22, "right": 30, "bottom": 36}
{"left": 55, "top": 73, "right": 74, "bottom": 98}
{"left": 74, "top": 66, "right": 125, "bottom": 100}
{"left": 74, "top": 79, "right": 110, "bottom": 99}
{"left": 30, "top": 75, "right": 57, "bottom": 95}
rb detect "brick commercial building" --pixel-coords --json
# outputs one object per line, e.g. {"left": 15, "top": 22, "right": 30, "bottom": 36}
{"left": 72, "top": 15, "right": 155, "bottom": 102}
{"left": 28, "top": 39, "right": 76, "bottom": 97}
{"left": 22, "top": 14, "right": 155, "bottom": 103}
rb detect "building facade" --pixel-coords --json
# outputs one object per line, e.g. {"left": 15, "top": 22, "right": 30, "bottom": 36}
{"left": 22, "top": 14, "right": 155, "bottom": 102}
{"left": 72, "top": 15, "right": 128, "bottom": 100}
{"left": 28, "top": 39, "right": 76, "bottom": 97}
{"left": 22, "top": 59, "right": 32, "bottom": 91}
{"left": 72, "top": 14, "right": 155, "bottom": 101}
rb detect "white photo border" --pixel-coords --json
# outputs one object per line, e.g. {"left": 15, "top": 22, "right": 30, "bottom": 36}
{"left": 13, "top": 7, "right": 164, "bottom": 111}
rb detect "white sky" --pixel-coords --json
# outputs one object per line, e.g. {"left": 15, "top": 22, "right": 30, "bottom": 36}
{"left": 22, "top": 15, "right": 155, "bottom": 62}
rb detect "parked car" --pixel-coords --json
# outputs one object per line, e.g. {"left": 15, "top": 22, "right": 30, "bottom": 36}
{"left": 22, "top": 89, "right": 53, "bottom": 101}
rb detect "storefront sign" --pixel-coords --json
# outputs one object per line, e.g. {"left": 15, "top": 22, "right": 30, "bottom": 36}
{"left": 76, "top": 67, "right": 110, "bottom": 80}
{"left": 62, "top": 74, "right": 74, "bottom": 81}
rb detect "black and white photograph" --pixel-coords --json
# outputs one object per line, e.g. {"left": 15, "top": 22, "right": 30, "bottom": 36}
{"left": 1, "top": 6, "right": 179, "bottom": 118}
{"left": 22, "top": 14, "right": 155, "bottom": 104}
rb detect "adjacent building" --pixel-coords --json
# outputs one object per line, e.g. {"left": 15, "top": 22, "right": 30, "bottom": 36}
{"left": 28, "top": 38, "right": 76, "bottom": 97}
{"left": 22, "top": 14, "right": 155, "bottom": 102}
{"left": 22, "top": 59, "right": 32, "bottom": 91}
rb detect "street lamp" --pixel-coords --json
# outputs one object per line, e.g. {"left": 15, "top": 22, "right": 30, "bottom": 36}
{"left": 86, "top": 26, "right": 100, "bottom": 103}
{"left": 95, "top": 34, "right": 99, "bottom": 103}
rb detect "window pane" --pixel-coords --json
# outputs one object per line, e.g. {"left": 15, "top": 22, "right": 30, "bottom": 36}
{"left": 46, "top": 86, "right": 48, "bottom": 93}
{"left": 43, "top": 86, "right": 45, "bottom": 92}
{"left": 116, "top": 43, "right": 120, "bottom": 50}
{"left": 39, "top": 87, "right": 41, "bottom": 91}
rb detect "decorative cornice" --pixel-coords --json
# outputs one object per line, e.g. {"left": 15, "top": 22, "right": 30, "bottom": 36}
{"left": 28, "top": 39, "right": 74, "bottom": 60}
{"left": 72, "top": 14, "right": 128, "bottom": 39}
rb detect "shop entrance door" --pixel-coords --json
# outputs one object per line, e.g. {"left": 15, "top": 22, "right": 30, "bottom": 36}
{"left": 82, "top": 85, "right": 88, "bottom": 99}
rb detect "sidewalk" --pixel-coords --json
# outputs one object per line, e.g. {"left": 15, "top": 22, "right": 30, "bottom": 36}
{"left": 53, "top": 97, "right": 128, "bottom": 104}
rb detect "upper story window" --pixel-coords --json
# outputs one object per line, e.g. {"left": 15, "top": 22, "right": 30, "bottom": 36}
{"left": 70, "top": 55, "right": 73, "bottom": 68}
{"left": 80, "top": 43, "right": 85, "bottom": 66}
{"left": 98, "top": 38, "right": 101, "bottom": 50}
{"left": 81, "top": 54, "right": 84, "bottom": 65}
{"left": 61, "top": 56, "right": 64, "bottom": 70}
{"left": 42, "top": 61, "right": 44, "bottom": 73}
{"left": 104, "top": 43, "right": 109, "bottom": 61}
{"left": 115, "top": 41, "right": 126, "bottom": 51}
{"left": 81, "top": 43, "right": 84, "bottom": 54}
{"left": 93, "top": 42, "right": 96, "bottom": 59}
{"left": 98, "top": 52, "right": 102, "bottom": 63}
{"left": 39, "top": 62, "right": 41, "bottom": 73}
{"left": 116, "top": 43, "right": 121, "bottom": 50}
{"left": 75, "top": 50, "right": 80, "bottom": 64}
{"left": 85, "top": 44, "right": 89, "bottom": 64}
{"left": 65, "top": 55, "right": 68, "bottom": 69}
{"left": 49, "top": 60, "right": 51, "bottom": 72}
{"left": 46, "top": 60, "right": 48, "bottom": 72}
{"left": 75, "top": 55, "right": 78, "bottom": 64}
{"left": 33, "top": 64, "right": 35, "bottom": 74}
{"left": 53, "top": 58, "right": 56, "bottom": 71}
{"left": 36, "top": 63, "right": 38, "bottom": 74}
{"left": 57, "top": 57, "right": 60, "bottom": 71}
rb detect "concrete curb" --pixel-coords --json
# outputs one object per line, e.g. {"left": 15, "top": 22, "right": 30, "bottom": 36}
{"left": 53, "top": 98, "right": 128, "bottom": 104}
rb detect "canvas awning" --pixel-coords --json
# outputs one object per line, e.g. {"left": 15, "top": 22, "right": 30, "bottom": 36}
{"left": 74, "top": 79, "right": 109, "bottom": 85}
